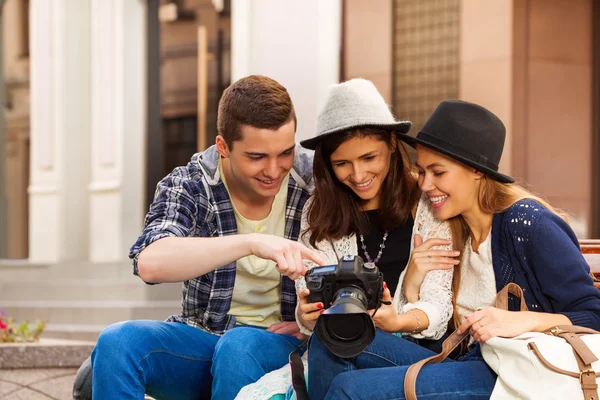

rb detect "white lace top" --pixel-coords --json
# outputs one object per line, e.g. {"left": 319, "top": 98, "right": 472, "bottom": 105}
{"left": 295, "top": 193, "right": 453, "bottom": 339}
{"left": 235, "top": 193, "right": 454, "bottom": 400}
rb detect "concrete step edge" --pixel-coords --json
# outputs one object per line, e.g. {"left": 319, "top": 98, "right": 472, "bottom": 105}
{"left": 44, "top": 323, "right": 110, "bottom": 334}
{"left": 0, "top": 300, "right": 181, "bottom": 308}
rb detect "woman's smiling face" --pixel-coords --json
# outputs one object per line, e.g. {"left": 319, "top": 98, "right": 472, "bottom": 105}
{"left": 415, "top": 144, "right": 482, "bottom": 220}
{"left": 330, "top": 135, "right": 393, "bottom": 210}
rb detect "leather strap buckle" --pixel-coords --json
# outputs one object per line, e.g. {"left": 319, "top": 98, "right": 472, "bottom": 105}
{"left": 580, "top": 369, "right": 596, "bottom": 386}
{"left": 550, "top": 326, "right": 564, "bottom": 336}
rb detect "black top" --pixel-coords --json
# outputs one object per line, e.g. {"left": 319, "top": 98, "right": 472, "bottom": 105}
{"left": 356, "top": 210, "right": 414, "bottom": 296}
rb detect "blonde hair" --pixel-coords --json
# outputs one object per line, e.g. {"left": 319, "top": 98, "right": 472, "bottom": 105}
{"left": 448, "top": 176, "right": 566, "bottom": 335}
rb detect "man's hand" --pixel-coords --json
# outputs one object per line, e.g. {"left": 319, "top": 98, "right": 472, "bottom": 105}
{"left": 267, "top": 321, "right": 308, "bottom": 341}
{"left": 249, "top": 234, "right": 326, "bottom": 280}
{"left": 403, "top": 234, "right": 459, "bottom": 302}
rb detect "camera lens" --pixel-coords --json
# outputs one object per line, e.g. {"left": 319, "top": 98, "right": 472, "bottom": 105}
{"left": 314, "top": 286, "right": 377, "bottom": 358}
{"left": 324, "top": 314, "right": 367, "bottom": 341}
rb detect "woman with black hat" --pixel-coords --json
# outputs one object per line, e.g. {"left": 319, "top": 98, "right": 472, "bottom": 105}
{"left": 307, "top": 100, "right": 600, "bottom": 399}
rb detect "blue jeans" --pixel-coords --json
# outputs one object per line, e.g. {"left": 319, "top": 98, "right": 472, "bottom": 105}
{"left": 308, "top": 329, "right": 496, "bottom": 399}
{"left": 91, "top": 320, "right": 302, "bottom": 400}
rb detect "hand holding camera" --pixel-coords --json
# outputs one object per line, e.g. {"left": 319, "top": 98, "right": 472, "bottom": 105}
{"left": 298, "top": 288, "right": 323, "bottom": 330}
{"left": 368, "top": 284, "right": 400, "bottom": 332}
{"left": 303, "top": 255, "right": 384, "bottom": 357}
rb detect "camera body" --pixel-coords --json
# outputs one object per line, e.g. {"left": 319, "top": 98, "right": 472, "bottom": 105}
{"left": 306, "top": 255, "right": 383, "bottom": 310}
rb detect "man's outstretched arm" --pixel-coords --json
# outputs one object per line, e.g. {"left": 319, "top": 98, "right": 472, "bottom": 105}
{"left": 137, "top": 233, "right": 325, "bottom": 283}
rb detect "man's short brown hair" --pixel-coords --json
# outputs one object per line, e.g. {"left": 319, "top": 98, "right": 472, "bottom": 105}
{"left": 217, "top": 75, "right": 297, "bottom": 148}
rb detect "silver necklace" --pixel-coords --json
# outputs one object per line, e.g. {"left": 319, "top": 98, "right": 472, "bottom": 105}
{"left": 359, "top": 231, "right": 388, "bottom": 269}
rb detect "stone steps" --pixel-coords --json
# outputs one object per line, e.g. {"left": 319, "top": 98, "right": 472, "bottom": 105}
{"left": 42, "top": 324, "right": 108, "bottom": 341}
{"left": 0, "top": 260, "right": 182, "bottom": 341}
{"left": 0, "top": 278, "right": 181, "bottom": 301}
{"left": 0, "top": 260, "right": 138, "bottom": 280}
{"left": 2, "top": 300, "right": 180, "bottom": 327}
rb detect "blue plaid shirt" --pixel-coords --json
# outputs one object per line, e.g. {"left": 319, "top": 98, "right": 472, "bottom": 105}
{"left": 129, "top": 145, "right": 314, "bottom": 335}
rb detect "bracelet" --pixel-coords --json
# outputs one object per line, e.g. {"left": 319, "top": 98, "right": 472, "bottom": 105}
{"left": 407, "top": 309, "right": 421, "bottom": 333}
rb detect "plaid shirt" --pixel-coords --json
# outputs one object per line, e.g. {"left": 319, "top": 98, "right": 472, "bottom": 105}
{"left": 129, "top": 145, "right": 313, "bottom": 335}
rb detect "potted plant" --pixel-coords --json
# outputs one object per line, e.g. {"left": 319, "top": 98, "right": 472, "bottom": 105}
{"left": 0, "top": 309, "right": 46, "bottom": 343}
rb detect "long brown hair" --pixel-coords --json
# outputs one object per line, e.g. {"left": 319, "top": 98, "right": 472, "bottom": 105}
{"left": 306, "top": 128, "right": 419, "bottom": 248}
{"left": 448, "top": 176, "right": 565, "bottom": 331}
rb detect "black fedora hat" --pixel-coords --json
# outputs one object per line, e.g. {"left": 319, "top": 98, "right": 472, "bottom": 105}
{"left": 399, "top": 100, "right": 514, "bottom": 183}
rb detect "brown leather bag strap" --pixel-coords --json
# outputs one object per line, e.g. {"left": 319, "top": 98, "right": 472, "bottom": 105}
{"left": 528, "top": 342, "right": 584, "bottom": 379}
{"left": 528, "top": 342, "right": 600, "bottom": 400}
{"left": 550, "top": 325, "right": 600, "bottom": 336}
{"left": 405, "top": 283, "right": 526, "bottom": 400}
{"left": 573, "top": 348, "right": 600, "bottom": 400}
{"left": 404, "top": 329, "right": 470, "bottom": 400}
{"left": 560, "top": 332, "right": 599, "bottom": 366}
{"left": 579, "top": 369, "right": 599, "bottom": 400}
{"left": 495, "top": 282, "right": 528, "bottom": 311}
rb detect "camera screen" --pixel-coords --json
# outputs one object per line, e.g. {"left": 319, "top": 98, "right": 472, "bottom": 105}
{"left": 314, "top": 265, "right": 336, "bottom": 274}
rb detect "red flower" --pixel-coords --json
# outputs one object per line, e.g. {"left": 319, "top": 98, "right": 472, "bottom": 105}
{"left": 0, "top": 319, "right": 6, "bottom": 330}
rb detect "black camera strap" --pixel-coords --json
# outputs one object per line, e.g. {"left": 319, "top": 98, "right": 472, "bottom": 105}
{"left": 289, "top": 339, "right": 310, "bottom": 400}
{"left": 370, "top": 299, "right": 392, "bottom": 319}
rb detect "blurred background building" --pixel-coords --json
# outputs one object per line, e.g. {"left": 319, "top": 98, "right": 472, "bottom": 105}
{"left": 0, "top": 0, "right": 599, "bottom": 340}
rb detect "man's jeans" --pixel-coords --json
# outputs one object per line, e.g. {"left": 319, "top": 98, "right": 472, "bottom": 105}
{"left": 307, "top": 329, "right": 497, "bottom": 400}
{"left": 91, "top": 320, "right": 301, "bottom": 400}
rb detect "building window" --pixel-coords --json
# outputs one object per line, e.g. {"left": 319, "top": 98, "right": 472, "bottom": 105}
{"left": 393, "top": 0, "right": 460, "bottom": 133}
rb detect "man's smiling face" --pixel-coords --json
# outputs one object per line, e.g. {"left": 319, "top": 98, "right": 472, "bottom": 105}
{"left": 218, "top": 119, "right": 296, "bottom": 199}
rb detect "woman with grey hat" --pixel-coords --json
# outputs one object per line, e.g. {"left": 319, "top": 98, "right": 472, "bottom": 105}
{"left": 295, "top": 79, "right": 456, "bottom": 340}
{"left": 309, "top": 100, "right": 600, "bottom": 399}
{"left": 293, "top": 80, "right": 463, "bottom": 397}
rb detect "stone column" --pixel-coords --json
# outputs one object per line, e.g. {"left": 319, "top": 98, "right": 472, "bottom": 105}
{"left": 88, "top": 0, "right": 146, "bottom": 262}
{"left": 0, "top": 0, "right": 7, "bottom": 258}
{"left": 3, "top": 0, "right": 31, "bottom": 259}
{"left": 231, "top": 0, "right": 341, "bottom": 142}
{"left": 29, "top": 0, "right": 91, "bottom": 263}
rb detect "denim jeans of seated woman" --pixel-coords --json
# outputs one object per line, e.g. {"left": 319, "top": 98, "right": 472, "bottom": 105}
{"left": 91, "top": 320, "right": 302, "bottom": 400}
{"left": 307, "top": 329, "right": 496, "bottom": 400}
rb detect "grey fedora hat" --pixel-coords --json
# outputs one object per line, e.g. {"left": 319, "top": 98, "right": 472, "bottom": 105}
{"left": 399, "top": 100, "right": 514, "bottom": 183}
{"left": 300, "top": 79, "right": 412, "bottom": 150}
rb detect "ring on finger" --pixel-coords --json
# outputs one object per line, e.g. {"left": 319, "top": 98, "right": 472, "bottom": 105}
{"left": 428, "top": 255, "right": 433, "bottom": 263}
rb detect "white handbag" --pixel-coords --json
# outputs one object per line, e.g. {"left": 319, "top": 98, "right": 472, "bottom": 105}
{"left": 405, "top": 283, "right": 600, "bottom": 400}
{"left": 481, "top": 283, "right": 600, "bottom": 400}
{"left": 482, "top": 327, "right": 600, "bottom": 399}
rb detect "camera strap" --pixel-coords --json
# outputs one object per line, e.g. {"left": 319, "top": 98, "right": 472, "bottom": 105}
{"left": 370, "top": 299, "right": 392, "bottom": 319}
{"left": 289, "top": 339, "right": 310, "bottom": 400}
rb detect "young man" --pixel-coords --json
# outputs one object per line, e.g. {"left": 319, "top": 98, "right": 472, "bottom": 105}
{"left": 90, "top": 75, "right": 324, "bottom": 400}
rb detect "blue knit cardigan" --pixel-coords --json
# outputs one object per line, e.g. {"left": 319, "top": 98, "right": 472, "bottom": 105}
{"left": 492, "top": 199, "right": 600, "bottom": 330}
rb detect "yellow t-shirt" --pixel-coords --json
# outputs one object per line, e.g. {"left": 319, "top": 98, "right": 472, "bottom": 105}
{"left": 220, "top": 160, "right": 289, "bottom": 327}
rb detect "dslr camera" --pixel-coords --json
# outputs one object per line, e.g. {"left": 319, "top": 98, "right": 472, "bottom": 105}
{"left": 305, "top": 255, "right": 384, "bottom": 357}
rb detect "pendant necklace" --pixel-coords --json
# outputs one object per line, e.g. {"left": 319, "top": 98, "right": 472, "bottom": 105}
{"left": 359, "top": 231, "right": 388, "bottom": 269}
